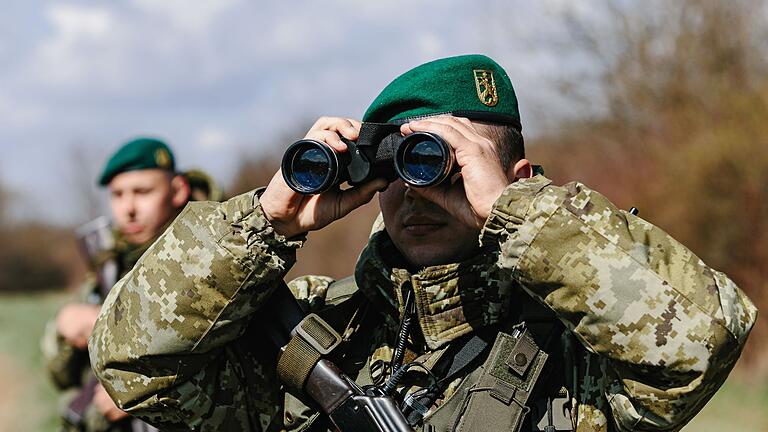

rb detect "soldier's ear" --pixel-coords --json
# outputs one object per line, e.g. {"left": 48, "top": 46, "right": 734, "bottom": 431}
{"left": 507, "top": 158, "right": 532, "bottom": 182}
{"left": 170, "top": 174, "right": 191, "bottom": 208}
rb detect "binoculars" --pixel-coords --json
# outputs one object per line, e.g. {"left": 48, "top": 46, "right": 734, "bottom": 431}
{"left": 281, "top": 122, "right": 455, "bottom": 194}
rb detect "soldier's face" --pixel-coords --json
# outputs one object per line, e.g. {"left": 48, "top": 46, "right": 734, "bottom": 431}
{"left": 108, "top": 169, "right": 180, "bottom": 245}
{"left": 379, "top": 179, "right": 480, "bottom": 268}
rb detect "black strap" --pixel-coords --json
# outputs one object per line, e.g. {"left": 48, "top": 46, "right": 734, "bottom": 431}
{"left": 436, "top": 330, "right": 494, "bottom": 386}
{"left": 390, "top": 289, "right": 416, "bottom": 373}
{"left": 357, "top": 122, "right": 401, "bottom": 162}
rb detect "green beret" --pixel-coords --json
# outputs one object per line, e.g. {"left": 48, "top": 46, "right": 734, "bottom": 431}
{"left": 98, "top": 137, "right": 176, "bottom": 186}
{"left": 363, "top": 54, "right": 522, "bottom": 130}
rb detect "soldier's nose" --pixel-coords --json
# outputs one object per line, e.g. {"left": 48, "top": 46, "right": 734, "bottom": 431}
{"left": 125, "top": 200, "right": 137, "bottom": 219}
{"left": 404, "top": 185, "right": 418, "bottom": 202}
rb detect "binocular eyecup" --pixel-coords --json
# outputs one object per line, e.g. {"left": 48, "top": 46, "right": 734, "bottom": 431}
{"left": 282, "top": 130, "right": 454, "bottom": 195}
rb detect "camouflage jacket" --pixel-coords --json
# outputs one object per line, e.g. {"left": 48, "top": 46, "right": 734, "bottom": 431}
{"left": 89, "top": 175, "right": 756, "bottom": 432}
{"left": 42, "top": 170, "right": 222, "bottom": 432}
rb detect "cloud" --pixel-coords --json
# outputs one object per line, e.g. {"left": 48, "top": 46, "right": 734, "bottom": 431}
{"left": 47, "top": 4, "right": 112, "bottom": 38}
{"left": 416, "top": 32, "right": 443, "bottom": 57}
{"left": 542, "top": 0, "right": 594, "bottom": 16}
{"left": 0, "top": 91, "right": 45, "bottom": 129}
{"left": 33, "top": 5, "right": 115, "bottom": 86}
{"left": 130, "top": 0, "right": 243, "bottom": 33}
{"left": 196, "top": 128, "right": 233, "bottom": 150}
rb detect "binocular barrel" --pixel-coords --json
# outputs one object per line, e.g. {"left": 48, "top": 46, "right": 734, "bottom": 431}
{"left": 282, "top": 139, "right": 350, "bottom": 194}
{"left": 281, "top": 132, "right": 454, "bottom": 194}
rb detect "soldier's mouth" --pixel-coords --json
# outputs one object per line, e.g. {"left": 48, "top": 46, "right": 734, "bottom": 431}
{"left": 402, "top": 215, "right": 444, "bottom": 235}
{"left": 403, "top": 224, "right": 443, "bottom": 235}
{"left": 121, "top": 224, "right": 144, "bottom": 234}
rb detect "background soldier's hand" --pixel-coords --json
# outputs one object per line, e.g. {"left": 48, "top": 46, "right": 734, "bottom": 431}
{"left": 400, "top": 116, "right": 511, "bottom": 228}
{"left": 261, "top": 117, "right": 388, "bottom": 238}
{"left": 93, "top": 383, "right": 130, "bottom": 422}
{"left": 56, "top": 303, "right": 101, "bottom": 350}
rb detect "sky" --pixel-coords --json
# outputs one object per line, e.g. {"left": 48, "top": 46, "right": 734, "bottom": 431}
{"left": 0, "top": 0, "right": 595, "bottom": 225}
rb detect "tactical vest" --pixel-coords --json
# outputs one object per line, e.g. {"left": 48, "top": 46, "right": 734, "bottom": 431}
{"left": 282, "top": 277, "right": 575, "bottom": 432}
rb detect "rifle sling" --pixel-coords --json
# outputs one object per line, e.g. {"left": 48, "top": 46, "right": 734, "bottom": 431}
{"left": 277, "top": 313, "right": 342, "bottom": 392}
{"left": 278, "top": 333, "right": 323, "bottom": 391}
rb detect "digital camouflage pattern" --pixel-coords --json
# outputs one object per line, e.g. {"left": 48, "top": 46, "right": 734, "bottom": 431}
{"left": 89, "top": 175, "right": 757, "bottom": 432}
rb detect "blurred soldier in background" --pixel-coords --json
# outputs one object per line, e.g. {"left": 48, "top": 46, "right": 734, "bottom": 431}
{"left": 41, "top": 137, "right": 222, "bottom": 432}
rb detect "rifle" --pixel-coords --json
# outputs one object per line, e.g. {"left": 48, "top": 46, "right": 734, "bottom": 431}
{"left": 75, "top": 216, "right": 117, "bottom": 302}
{"left": 263, "top": 284, "right": 413, "bottom": 432}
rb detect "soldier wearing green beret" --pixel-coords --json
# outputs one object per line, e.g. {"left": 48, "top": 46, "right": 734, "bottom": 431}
{"left": 91, "top": 55, "right": 756, "bottom": 431}
{"left": 42, "top": 137, "right": 222, "bottom": 432}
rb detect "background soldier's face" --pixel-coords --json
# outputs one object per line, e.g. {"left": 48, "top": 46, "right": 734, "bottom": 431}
{"left": 379, "top": 178, "right": 481, "bottom": 268}
{"left": 108, "top": 169, "right": 178, "bottom": 245}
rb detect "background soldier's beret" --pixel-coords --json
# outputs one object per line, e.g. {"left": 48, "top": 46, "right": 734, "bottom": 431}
{"left": 98, "top": 137, "right": 176, "bottom": 185}
{"left": 363, "top": 54, "right": 522, "bottom": 130}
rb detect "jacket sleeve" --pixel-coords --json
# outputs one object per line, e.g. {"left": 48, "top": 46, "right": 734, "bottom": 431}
{"left": 89, "top": 191, "right": 303, "bottom": 431}
{"left": 480, "top": 176, "right": 757, "bottom": 432}
{"left": 41, "top": 318, "right": 86, "bottom": 390}
{"left": 40, "top": 277, "right": 100, "bottom": 390}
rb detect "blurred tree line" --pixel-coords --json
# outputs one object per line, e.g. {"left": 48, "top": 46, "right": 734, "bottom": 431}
{"left": 0, "top": 178, "right": 83, "bottom": 293}
{"left": 527, "top": 0, "right": 767, "bottom": 373}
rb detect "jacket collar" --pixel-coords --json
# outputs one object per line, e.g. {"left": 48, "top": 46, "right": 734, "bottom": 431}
{"left": 354, "top": 225, "right": 515, "bottom": 350}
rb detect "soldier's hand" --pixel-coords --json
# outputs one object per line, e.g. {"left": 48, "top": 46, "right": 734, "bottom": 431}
{"left": 94, "top": 383, "right": 130, "bottom": 422}
{"left": 56, "top": 303, "right": 101, "bottom": 350}
{"left": 400, "top": 116, "right": 511, "bottom": 228}
{"left": 261, "top": 117, "right": 388, "bottom": 238}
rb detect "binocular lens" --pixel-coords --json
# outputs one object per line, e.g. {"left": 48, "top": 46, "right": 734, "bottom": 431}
{"left": 402, "top": 140, "right": 444, "bottom": 183}
{"left": 282, "top": 140, "right": 338, "bottom": 194}
{"left": 293, "top": 147, "right": 330, "bottom": 190}
{"left": 396, "top": 133, "right": 452, "bottom": 187}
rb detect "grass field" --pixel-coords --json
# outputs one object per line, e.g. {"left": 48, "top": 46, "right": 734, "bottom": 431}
{"left": 0, "top": 293, "right": 765, "bottom": 431}
{"left": 0, "top": 292, "right": 66, "bottom": 432}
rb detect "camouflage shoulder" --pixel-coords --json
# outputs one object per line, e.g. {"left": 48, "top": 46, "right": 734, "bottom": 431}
{"left": 483, "top": 177, "right": 758, "bottom": 430}
{"left": 183, "top": 168, "right": 224, "bottom": 202}
{"left": 288, "top": 275, "right": 335, "bottom": 313}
